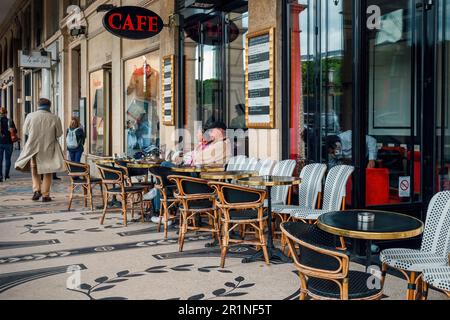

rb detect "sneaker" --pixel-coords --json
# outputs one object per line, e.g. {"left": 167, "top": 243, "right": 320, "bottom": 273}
{"left": 32, "top": 192, "right": 42, "bottom": 201}
{"left": 143, "top": 188, "right": 158, "bottom": 201}
{"left": 42, "top": 197, "right": 53, "bottom": 203}
{"left": 151, "top": 215, "right": 172, "bottom": 226}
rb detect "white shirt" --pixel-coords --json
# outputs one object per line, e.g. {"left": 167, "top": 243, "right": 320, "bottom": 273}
{"left": 337, "top": 130, "right": 378, "bottom": 161}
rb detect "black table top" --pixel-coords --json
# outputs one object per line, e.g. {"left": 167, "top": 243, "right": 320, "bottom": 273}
{"left": 317, "top": 210, "right": 424, "bottom": 240}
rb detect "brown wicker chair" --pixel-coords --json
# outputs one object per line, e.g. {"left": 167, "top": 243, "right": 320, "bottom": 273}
{"left": 149, "top": 167, "right": 180, "bottom": 239}
{"left": 96, "top": 164, "right": 145, "bottom": 226}
{"left": 208, "top": 181, "right": 269, "bottom": 268}
{"left": 65, "top": 160, "right": 103, "bottom": 211}
{"left": 281, "top": 221, "right": 384, "bottom": 300}
{"left": 169, "top": 175, "right": 220, "bottom": 252}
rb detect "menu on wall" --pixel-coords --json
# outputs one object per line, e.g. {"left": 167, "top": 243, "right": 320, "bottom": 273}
{"left": 162, "top": 55, "right": 175, "bottom": 126}
{"left": 246, "top": 28, "right": 275, "bottom": 129}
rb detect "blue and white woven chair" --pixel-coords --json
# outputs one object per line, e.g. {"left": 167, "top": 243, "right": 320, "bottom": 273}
{"left": 278, "top": 165, "right": 354, "bottom": 222}
{"left": 242, "top": 157, "right": 259, "bottom": 171}
{"left": 423, "top": 257, "right": 450, "bottom": 299}
{"left": 255, "top": 159, "right": 276, "bottom": 176}
{"left": 226, "top": 155, "right": 247, "bottom": 171}
{"left": 380, "top": 191, "right": 450, "bottom": 300}
{"left": 270, "top": 160, "right": 297, "bottom": 206}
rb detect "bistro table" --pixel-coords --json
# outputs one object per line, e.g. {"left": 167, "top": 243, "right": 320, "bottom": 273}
{"left": 172, "top": 165, "right": 225, "bottom": 174}
{"left": 317, "top": 210, "right": 424, "bottom": 270}
{"left": 237, "top": 176, "right": 301, "bottom": 263}
{"left": 200, "top": 170, "right": 258, "bottom": 181}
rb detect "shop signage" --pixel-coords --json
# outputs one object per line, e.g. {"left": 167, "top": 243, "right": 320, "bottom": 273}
{"left": 184, "top": 14, "right": 240, "bottom": 45}
{"left": 162, "top": 55, "right": 175, "bottom": 126}
{"left": 18, "top": 51, "right": 51, "bottom": 69}
{"left": 245, "top": 28, "right": 275, "bottom": 129}
{"left": 399, "top": 176, "right": 411, "bottom": 198}
{"left": 103, "top": 6, "right": 164, "bottom": 40}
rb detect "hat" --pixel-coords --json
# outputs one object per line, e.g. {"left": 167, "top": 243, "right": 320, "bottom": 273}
{"left": 0, "top": 107, "right": 7, "bottom": 115}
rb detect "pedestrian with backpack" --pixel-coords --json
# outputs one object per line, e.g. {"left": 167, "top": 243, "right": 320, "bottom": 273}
{"left": 66, "top": 117, "right": 85, "bottom": 163}
{"left": 0, "top": 107, "right": 18, "bottom": 182}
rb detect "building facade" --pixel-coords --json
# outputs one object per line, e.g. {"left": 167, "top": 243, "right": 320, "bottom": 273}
{"left": 1, "top": 0, "right": 449, "bottom": 223}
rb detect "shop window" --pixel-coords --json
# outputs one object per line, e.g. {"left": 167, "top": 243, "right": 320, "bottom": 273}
{"left": 124, "top": 52, "right": 160, "bottom": 156}
{"left": 89, "top": 70, "right": 106, "bottom": 156}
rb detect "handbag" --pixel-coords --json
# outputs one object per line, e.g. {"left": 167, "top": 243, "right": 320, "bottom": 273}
{"left": 9, "top": 120, "right": 19, "bottom": 143}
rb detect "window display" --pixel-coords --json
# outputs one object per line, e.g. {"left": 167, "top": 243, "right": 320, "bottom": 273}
{"left": 124, "top": 52, "right": 160, "bottom": 156}
{"left": 89, "top": 70, "right": 105, "bottom": 155}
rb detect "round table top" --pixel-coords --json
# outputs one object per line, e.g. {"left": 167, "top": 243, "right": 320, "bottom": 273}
{"left": 200, "top": 170, "right": 258, "bottom": 180}
{"left": 237, "top": 176, "right": 301, "bottom": 187}
{"left": 172, "top": 165, "right": 225, "bottom": 173}
{"left": 126, "top": 162, "right": 162, "bottom": 169}
{"left": 317, "top": 210, "right": 424, "bottom": 240}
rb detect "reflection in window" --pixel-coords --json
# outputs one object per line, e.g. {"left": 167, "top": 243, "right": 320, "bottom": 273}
{"left": 89, "top": 70, "right": 104, "bottom": 156}
{"left": 124, "top": 53, "right": 160, "bottom": 156}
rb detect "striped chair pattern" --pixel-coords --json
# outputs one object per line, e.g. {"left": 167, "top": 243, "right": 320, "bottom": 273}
{"left": 255, "top": 159, "right": 276, "bottom": 176}
{"left": 273, "top": 163, "right": 327, "bottom": 213}
{"left": 380, "top": 191, "right": 450, "bottom": 300}
{"left": 423, "top": 266, "right": 450, "bottom": 298}
{"left": 283, "top": 165, "right": 354, "bottom": 221}
{"left": 242, "top": 157, "right": 259, "bottom": 171}
{"left": 226, "top": 155, "right": 247, "bottom": 171}
{"left": 270, "top": 160, "right": 297, "bottom": 205}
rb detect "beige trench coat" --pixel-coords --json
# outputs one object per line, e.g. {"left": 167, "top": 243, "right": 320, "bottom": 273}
{"left": 15, "top": 110, "right": 65, "bottom": 174}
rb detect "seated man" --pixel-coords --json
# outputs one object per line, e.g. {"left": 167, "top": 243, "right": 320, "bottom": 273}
{"left": 337, "top": 130, "right": 378, "bottom": 168}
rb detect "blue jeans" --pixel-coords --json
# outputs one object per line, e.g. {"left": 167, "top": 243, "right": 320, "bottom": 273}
{"left": 152, "top": 161, "right": 176, "bottom": 213}
{"left": 68, "top": 149, "right": 83, "bottom": 163}
{"left": 0, "top": 144, "right": 13, "bottom": 178}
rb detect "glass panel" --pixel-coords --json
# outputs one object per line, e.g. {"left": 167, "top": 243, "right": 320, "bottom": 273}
{"left": 436, "top": 0, "right": 450, "bottom": 191}
{"left": 365, "top": 0, "right": 417, "bottom": 205}
{"left": 89, "top": 70, "right": 104, "bottom": 156}
{"left": 124, "top": 52, "right": 160, "bottom": 157}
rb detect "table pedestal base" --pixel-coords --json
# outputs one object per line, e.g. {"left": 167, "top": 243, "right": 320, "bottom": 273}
{"left": 242, "top": 245, "right": 291, "bottom": 264}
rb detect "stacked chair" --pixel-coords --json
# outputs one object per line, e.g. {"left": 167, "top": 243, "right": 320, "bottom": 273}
{"left": 380, "top": 190, "right": 450, "bottom": 300}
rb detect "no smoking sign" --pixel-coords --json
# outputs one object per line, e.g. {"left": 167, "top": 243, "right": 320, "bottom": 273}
{"left": 399, "top": 176, "right": 411, "bottom": 198}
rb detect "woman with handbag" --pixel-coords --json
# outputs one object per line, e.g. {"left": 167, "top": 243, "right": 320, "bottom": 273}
{"left": 0, "top": 107, "right": 18, "bottom": 182}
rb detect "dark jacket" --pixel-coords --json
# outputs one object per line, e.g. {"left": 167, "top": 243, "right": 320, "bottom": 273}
{"left": 0, "top": 116, "right": 17, "bottom": 145}
{"left": 66, "top": 127, "right": 86, "bottom": 151}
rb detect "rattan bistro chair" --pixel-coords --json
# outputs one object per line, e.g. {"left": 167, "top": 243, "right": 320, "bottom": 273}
{"left": 65, "top": 160, "right": 103, "bottom": 211}
{"left": 96, "top": 164, "right": 145, "bottom": 226}
{"left": 380, "top": 191, "right": 450, "bottom": 300}
{"left": 169, "top": 175, "right": 220, "bottom": 252}
{"left": 149, "top": 167, "right": 180, "bottom": 239}
{"left": 281, "top": 222, "right": 384, "bottom": 300}
{"left": 209, "top": 181, "right": 270, "bottom": 268}
{"left": 114, "top": 160, "right": 154, "bottom": 189}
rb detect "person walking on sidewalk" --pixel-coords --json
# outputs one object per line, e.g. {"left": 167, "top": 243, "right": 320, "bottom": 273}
{"left": 0, "top": 107, "right": 17, "bottom": 182}
{"left": 66, "top": 117, "right": 85, "bottom": 163}
{"left": 15, "top": 98, "right": 65, "bottom": 202}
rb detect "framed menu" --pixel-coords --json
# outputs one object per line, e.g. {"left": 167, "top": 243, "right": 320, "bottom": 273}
{"left": 162, "top": 55, "right": 175, "bottom": 126}
{"left": 245, "top": 28, "right": 275, "bottom": 129}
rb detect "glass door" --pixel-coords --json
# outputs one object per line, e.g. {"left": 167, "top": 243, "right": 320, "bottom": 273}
{"left": 362, "top": 0, "right": 437, "bottom": 217}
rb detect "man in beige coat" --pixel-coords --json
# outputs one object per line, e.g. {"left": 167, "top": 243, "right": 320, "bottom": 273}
{"left": 15, "top": 98, "right": 65, "bottom": 202}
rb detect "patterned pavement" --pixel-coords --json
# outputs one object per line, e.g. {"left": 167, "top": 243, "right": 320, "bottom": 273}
{"left": 0, "top": 165, "right": 448, "bottom": 300}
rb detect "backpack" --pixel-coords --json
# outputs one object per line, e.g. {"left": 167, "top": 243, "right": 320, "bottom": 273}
{"left": 66, "top": 128, "right": 79, "bottom": 149}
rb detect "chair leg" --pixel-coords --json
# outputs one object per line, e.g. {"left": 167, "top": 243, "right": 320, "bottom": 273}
{"left": 121, "top": 194, "right": 128, "bottom": 226}
{"left": 68, "top": 184, "right": 74, "bottom": 211}
{"left": 130, "top": 194, "right": 135, "bottom": 220}
{"left": 178, "top": 212, "right": 187, "bottom": 252}
{"left": 259, "top": 221, "right": 270, "bottom": 265}
{"left": 157, "top": 202, "right": 165, "bottom": 233}
{"left": 139, "top": 193, "right": 145, "bottom": 223}
{"left": 406, "top": 272, "right": 417, "bottom": 300}
{"left": 83, "top": 187, "right": 87, "bottom": 207}
{"left": 220, "top": 222, "right": 229, "bottom": 268}
{"left": 100, "top": 193, "right": 109, "bottom": 225}
{"left": 164, "top": 203, "right": 169, "bottom": 240}
{"left": 88, "top": 185, "right": 94, "bottom": 211}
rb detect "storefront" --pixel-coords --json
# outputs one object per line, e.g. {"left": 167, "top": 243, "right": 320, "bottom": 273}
{"left": 170, "top": 0, "right": 450, "bottom": 221}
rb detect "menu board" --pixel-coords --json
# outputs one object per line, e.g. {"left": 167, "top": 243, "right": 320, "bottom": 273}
{"left": 245, "top": 28, "right": 275, "bottom": 129}
{"left": 162, "top": 55, "right": 175, "bottom": 126}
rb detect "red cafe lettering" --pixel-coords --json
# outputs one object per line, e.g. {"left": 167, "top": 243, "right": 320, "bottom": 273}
{"left": 107, "top": 13, "right": 159, "bottom": 32}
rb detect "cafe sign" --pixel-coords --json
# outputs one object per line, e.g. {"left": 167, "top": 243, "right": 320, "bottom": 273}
{"left": 19, "top": 51, "right": 51, "bottom": 69}
{"left": 103, "top": 6, "right": 164, "bottom": 40}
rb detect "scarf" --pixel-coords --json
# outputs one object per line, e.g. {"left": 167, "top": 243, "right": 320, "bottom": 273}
{"left": 38, "top": 105, "right": 51, "bottom": 112}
